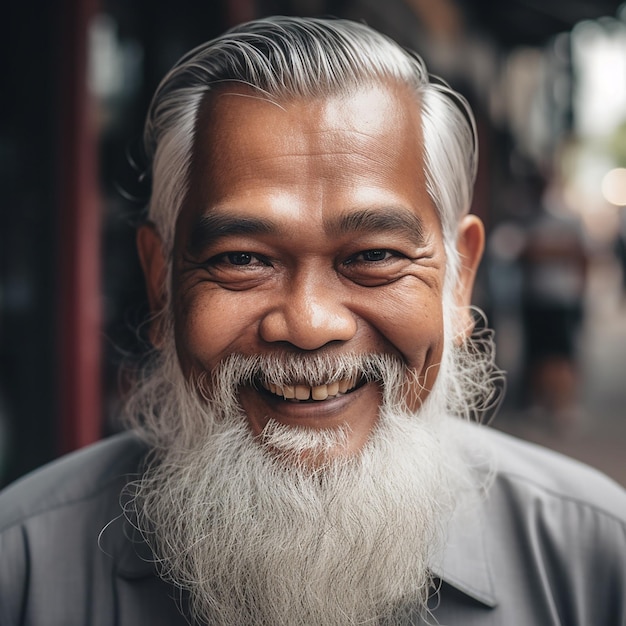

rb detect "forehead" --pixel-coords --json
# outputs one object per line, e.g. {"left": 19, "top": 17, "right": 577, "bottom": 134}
{"left": 179, "top": 81, "right": 436, "bottom": 240}
{"left": 195, "top": 81, "right": 421, "bottom": 140}
{"left": 190, "top": 84, "right": 423, "bottom": 191}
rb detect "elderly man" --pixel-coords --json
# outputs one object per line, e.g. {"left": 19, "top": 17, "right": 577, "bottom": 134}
{"left": 1, "top": 16, "right": 625, "bottom": 626}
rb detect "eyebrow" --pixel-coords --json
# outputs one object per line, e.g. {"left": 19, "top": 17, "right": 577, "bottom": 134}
{"left": 185, "top": 205, "right": 427, "bottom": 255}
{"left": 325, "top": 208, "right": 426, "bottom": 245}
{"left": 186, "top": 212, "right": 275, "bottom": 256}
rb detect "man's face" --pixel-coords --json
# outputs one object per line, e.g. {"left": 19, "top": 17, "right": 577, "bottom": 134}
{"left": 133, "top": 74, "right": 486, "bottom": 625}
{"left": 144, "top": 82, "right": 478, "bottom": 457}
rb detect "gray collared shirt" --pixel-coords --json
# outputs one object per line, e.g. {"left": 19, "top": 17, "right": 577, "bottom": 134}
{"left": 1, "top": 424, "right": 625, "bottom": 625}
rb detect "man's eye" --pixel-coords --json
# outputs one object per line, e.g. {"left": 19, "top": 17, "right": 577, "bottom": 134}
{"left": 346, "top": 249, "right": 396, "bottom": 264}
{"left": 201, "top": 251, "right": 269, "bottom": 270}
{"left": 360, "top": 250, "right": 389, "bottom": 262}
{"left": 226, "top": 252, "right": 254, "bottom": 266}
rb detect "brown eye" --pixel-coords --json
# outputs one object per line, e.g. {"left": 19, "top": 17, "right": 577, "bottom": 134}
{"left": 345, "top": 250, "right": 397, "bottom": 265}
{"left": 227, "top": 252, "right": 253, "bottom": 265}
{"left": 361, "top": 250, "right": 389, "bottom": 262}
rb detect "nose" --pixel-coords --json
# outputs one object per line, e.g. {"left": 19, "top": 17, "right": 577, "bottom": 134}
{"left": 259, "top": 270, "right": 357, "bottom": 350}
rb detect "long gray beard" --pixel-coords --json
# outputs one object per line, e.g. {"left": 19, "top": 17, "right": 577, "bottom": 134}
{"left": 126, "top": 348, "right": 482, "bottom": 626}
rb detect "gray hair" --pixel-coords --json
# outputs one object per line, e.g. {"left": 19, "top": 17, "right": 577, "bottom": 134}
{"left": 144, "top": 15, "right": 478, "bottom": 278}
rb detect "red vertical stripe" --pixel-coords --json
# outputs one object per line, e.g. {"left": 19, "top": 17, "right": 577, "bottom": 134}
{"left": 57, "top": 0, "right": 102, "bottom": 454}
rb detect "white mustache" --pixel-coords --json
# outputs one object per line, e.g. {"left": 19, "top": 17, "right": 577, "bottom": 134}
{"left": 209, "top": 352, "right": 407, "bottom": 391}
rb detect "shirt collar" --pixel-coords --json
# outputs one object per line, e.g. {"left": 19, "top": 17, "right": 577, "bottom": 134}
{"left": 99, "top": 484, "right": 158, "bottom": 579}
{"left": 430, "top": 493, "right": 498, "bottom": 608}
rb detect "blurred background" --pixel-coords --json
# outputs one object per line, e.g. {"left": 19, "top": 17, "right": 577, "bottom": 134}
{"left": 2, "top": 0, "right": 626, "bottom": 488}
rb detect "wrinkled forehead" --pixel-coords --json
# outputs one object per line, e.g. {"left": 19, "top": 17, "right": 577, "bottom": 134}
{"left": 184, "top": 81, "right": 427, "bottom": 206}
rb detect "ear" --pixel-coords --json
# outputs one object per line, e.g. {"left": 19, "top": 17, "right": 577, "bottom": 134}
{"left": 136, "top": 223, "right": 168, "bottom": 348}
{"left": 452, "top": 214, "right": 485, "bottom": 340}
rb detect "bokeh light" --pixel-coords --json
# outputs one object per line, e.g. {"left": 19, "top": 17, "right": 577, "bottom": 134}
{"left": 601, "top": 167, "right": 626, "bottom": 205}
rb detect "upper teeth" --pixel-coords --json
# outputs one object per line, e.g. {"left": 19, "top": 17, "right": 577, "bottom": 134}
{"left": 262, "top": 377, "right": 356, "bottom": 401}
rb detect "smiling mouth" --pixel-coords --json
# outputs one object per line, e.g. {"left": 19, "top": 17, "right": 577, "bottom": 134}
{"left": 259, "top": 376, "right": 361, "bottom": 402}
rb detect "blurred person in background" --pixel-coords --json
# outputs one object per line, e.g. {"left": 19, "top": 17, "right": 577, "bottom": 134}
{"left": 520, "top": 174, "right": 589, "bottom": 429}
{"left": 0, "top": 16, "right": 624, "bottom": 626}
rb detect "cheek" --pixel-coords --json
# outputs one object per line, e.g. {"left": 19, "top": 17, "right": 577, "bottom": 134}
{"left": 363, "top": 284, "right": 446, "bottom": 369}
{"left": 173, "top": 290, "right": 261, "bottom": 373}
{"left": 370, "top": 289, "right": 445, "bottom": 411}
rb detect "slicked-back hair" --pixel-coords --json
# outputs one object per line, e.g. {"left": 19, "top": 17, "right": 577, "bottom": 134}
{"left": 143, "top": 16, "right": 478, "bottom": 275}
